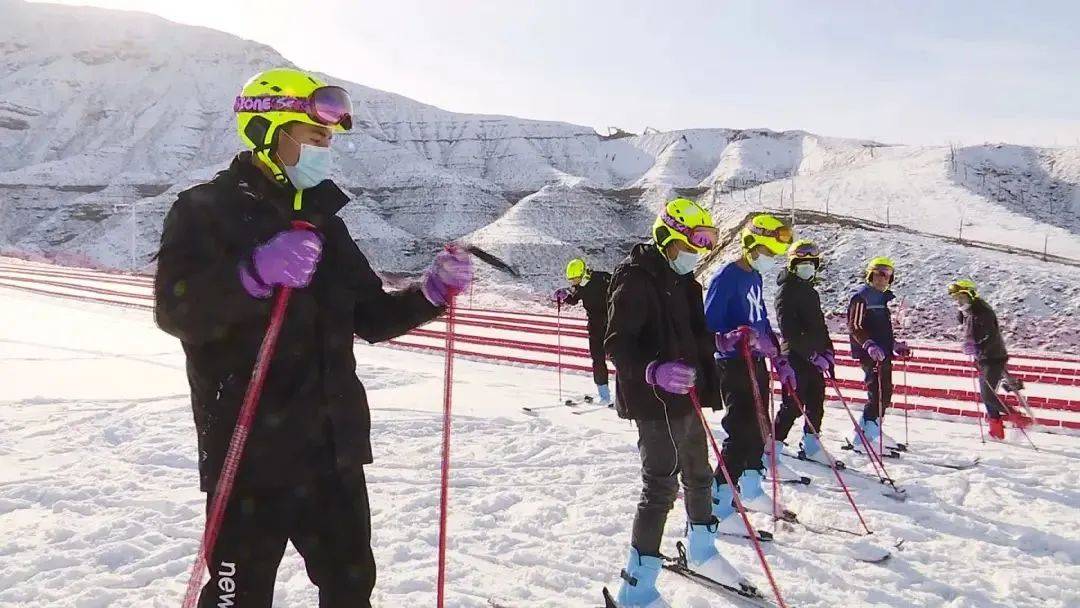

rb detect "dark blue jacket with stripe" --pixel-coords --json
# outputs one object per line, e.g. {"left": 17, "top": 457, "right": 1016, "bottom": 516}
{"left": 847, "top": 285, "right": 895, "bottom": 361}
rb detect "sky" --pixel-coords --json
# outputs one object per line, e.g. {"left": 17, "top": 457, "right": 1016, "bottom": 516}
{"left": 30, "top": 0, "right": 1080, "bottom": 146}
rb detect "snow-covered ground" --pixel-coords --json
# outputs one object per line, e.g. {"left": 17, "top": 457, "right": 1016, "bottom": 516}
{"left": 2, "top": 286, "right": 1079, "bottom": 607}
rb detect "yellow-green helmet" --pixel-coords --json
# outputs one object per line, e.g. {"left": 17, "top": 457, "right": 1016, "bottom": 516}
{"left": 234, "top": 68, "right": 352, "bottom": 185}
{"left": 865, "top": 256, "right": 896, "bottom": 283}
{"left": 947, "top": 278, "right": 978, "bottom": 299}
{"left": 652, "top": 198, "right": 718, "bottom": 254}
{"left": 787, "top": 239, "right": 822, "bottom": 270}
{"left": 741, "top": 214, "right": 793, "bottom": 257}
{"left": 566, "top": 258, "right": 588, "bottom": 281}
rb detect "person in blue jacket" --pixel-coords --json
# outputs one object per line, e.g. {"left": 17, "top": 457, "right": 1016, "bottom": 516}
{"left": 705, "top": 213, "right": 798, "bottom": 528}
{"left": 846, "top": 256, "right": 912, "bottom": 452}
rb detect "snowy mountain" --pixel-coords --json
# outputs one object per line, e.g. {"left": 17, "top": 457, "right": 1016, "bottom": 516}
{"left": 2, "top": 0, "right": 1079, "bottom": 348}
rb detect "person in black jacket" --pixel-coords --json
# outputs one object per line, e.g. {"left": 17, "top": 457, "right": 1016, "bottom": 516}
{"left": 606, "top": 198, "right": 749, "bottom": 607}
{"left": 154, "top": 68, "right": 472, "bottom": 608}
{"left": 773, "top": 240, "right": 837, "bottom": 465}
{"left": 948, "top": 279, "right": 1020, "bottom": 440}
{"left": 554, "top": 258, "right": 612, "bottom": 404}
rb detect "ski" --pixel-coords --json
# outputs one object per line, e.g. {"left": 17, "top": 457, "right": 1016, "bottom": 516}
{"left": 789, "top": 518, "right": 864, "bottom": 538}
{"left": 602, "top": 587, "right": 618, "bottom": 608}
{"left": 902, "top": 455, "right": 980, "bottom": 470}
{"left": 571, "top": 404, "right": 613, "bottom": 415}
{"left": 783, "top": 449, "right": 907, "bottom": 501}
{"left": 522, "top": 399, "right": 578, "bottom": 413}
{"left": 660, "top": 543, "right": 777, "bottom": 607}
{"left": 719, "top": 528, "right": 775, "bottom": 542}
{"left": 764, "top": 474, "right": 812, "bottom": 486}
{"left": 842, "top": 439, "right": 901, "bottom": 458}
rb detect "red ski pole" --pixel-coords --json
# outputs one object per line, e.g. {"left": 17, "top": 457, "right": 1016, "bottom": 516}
{"left": 689, "top": 387, "right": 789, "bottom": 608}
{"left": 786, "top": 388, "right": 873, "bottom": 535}
{"left": 901, "top": 357, "right": 910, "bottom": 448}
{"left": 969, "top": 357, "right": 986, "bottom": 443}
{"left": 436, "top": 284, "right": 459, "bottom": 608}
{"left": 181, "top": 220, "right": 314, "bottom": 608}
{"left": 740, "top": 339, "right": 781, "bottom": 522}
{"left": 556, "top": 301, "right": 564, "bottom": 405}
{"left": 875, "top": 362, "right": 884, "bottom": 458}
{"left": 825, "top": 374, "right": 895, "bottom": 488}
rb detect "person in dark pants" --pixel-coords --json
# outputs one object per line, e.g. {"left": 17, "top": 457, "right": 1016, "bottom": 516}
{"left": 554, "top": 258, "right": 612, "bottom": 404}
{"left": 705, "top": 213, "right": 799, "bottom": 526}
{"left": 773, "top": 240, "right": 836, "bottom": 465}
{"left": 153, "top": 68, "right": 473, "bottom": 608}
{"left": 606, "top": 198, "right": 748, "bottom": 607}
{"left": 847, "top": 257, "right": 911, "bottom": 452}
{"left": 948, "top": 279, "right": 1024, "bottom": 440}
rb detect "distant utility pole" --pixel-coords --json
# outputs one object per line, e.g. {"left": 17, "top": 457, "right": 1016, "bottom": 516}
{"left": 790, "top": 175, "right": 796, "bottom": 227}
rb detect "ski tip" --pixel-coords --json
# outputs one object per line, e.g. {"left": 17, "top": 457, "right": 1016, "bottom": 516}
{"left": 602, "top": 587, "right": 618, "bottom": 608}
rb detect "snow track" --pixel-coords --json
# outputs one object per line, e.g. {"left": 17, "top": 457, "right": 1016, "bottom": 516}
{"left": 1, "top": 265, "right": 1079, "bottom": 606}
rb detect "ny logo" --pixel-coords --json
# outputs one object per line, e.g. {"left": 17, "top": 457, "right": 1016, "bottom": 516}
{"left": 746, "top": 285, "right": 764, "bottom": 323}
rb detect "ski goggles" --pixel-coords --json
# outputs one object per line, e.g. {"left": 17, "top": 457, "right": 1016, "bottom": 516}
{"left": 661, "top": 214, "right": 719, "bottom": 250}
{"left": 869, "top": 265, "right": 894, "bottom": 280}
{"left": 234, "top": 86, "right": 353, "bottom": 130}
{"left": 746, "top": 223, "right": 794, "bottom": 245}
{"left": 789, "top": 242, "right": 821, "bottom": 260}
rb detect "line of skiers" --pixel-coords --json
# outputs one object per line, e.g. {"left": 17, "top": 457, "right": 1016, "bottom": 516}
{"left": 553, "top": 198, "right": 1023, "bottom": 606}
{"left": 152, "top": 65, "right": 1027, "bottom": 607}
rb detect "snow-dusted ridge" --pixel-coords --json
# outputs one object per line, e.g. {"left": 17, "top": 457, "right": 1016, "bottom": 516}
{"left": 1, "top": 0, "right": 1078, "bottom": 348}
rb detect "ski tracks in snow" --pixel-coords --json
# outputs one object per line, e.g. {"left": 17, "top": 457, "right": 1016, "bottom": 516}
{"left": 0, "top": 291, "right": 1078, "bottom": 607}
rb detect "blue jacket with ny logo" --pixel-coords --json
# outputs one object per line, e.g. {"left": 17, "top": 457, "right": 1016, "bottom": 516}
{"left": 847, "top": 284, "right": 896, "bottom": 360}
{"left": 705, "top": 261, "right": 776, "bottom": 360}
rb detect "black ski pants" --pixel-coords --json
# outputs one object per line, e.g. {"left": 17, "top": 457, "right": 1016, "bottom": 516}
{"left": 977, "top": 358, "right": 1008, "bottom": 419}
{"left": 587, "top": 321, "right": 610, "bottom": 387}
{"left": 860, "top": 358, "right": 893, "bottom": 422}
{"left": 630, "top": 412, "right": 714, "bottom": 557}
{"left": 716, "top": 356, "right": 771, "bottom": 484}
{"left": 197, "top": 470, "right": 375, "bottom": 608}
{"left": 774, "top": 354, "right": 826, "bottom": 442}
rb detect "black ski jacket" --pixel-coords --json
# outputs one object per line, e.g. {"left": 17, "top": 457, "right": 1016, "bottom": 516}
{"left": 958, "top": 298, "right": 1008, "bottom": 362}
{"left": 604, "top": 244, "right": 722, "bottom": 420}
{"left": 775, "top": 269, "right": 834, "bottom": 361}
{"left": 564, "top": 270, "right": 611, "bottom": 332}
{"left": 154, "top": 153, "right": 441, "bottom": 492}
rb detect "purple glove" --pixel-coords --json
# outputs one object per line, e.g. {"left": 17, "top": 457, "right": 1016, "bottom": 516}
{"left": 645, "top": 360, "right": 696, "bottom": 395}
{"left": 422, "top": 247, "right": 474, "bottom": 306}
{"left": 961, "top": 341, "right": 977, "bottom": 356}
{"left": 716, "top": 326, "right": 757, "bottom": 352}
{"left": 864, "top": 340, "right": 886, "bottom": 362}
{"left": 553, "top": 287, "right": 571, "bottom": 303}
{"left": 239, "top": 229, "right": 323, "bottom": 298}
{"left": 755, "top": 332, "right": 779, "bottom": 359}
{"left": 773, "top": 356, "right": 797, "bottom": 391}
{"left": 894, "top": 341, "right": 912, "bottom": 358}
{"left": 809, "top": 351, "right": 834, "bottom": 374}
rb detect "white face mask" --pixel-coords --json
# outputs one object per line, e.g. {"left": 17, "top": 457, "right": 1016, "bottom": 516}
{"left": 749, "top": 253, "right": 776, "bottom": 274}
{"left": 670, "top": 250, "right": 701, "bottom": 275}
{"left": 794, "top": 262, "right": 817, "bottom": 281}
{"left": 281, "top": 132, "right": 332, "bottom": 190}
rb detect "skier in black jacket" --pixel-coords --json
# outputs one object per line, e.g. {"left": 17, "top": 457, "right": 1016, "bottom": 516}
{"left": 154, "top": 68, "right": 473, "bottom": 608}
{"left": 948, "top": 279, "right": 1022, "bottom": 440}
{"left": 554, "top": 258, "right": 612, "bottom": 404}
{"left": 605, "top": 198, "right": 749, "bottom": 607}
{"left": 773, "top": 240, "right": 836, "bottom": 465}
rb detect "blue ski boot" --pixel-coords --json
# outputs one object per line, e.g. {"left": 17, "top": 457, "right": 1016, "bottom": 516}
{"left": 800, "top": 432, "right": 832, "bottom": 466}
{"left": 686, "top": 520, "right": 750, "bottom": 589}
{"left": 597, "top": 384, "right": 612, "bottom": 406}
{"left": 615, "top": 548, "right": 669, "bottom": 607}
{"left": 737, "top": 468, "right": 788, "bottom": 516}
